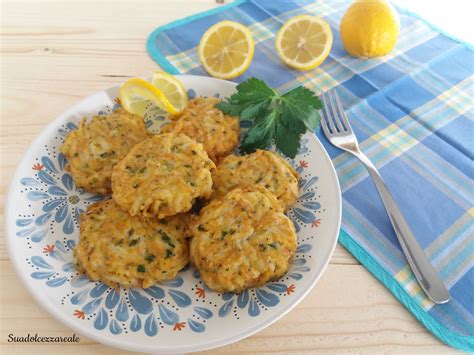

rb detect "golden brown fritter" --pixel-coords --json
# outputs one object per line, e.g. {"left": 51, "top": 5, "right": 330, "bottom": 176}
{"left": 60, "top": 109, "right": 151, "bottom": 194}
{"left": 189, "top": 187, "right": 297, "bottom": 292}
{"left": 212, "top": 150, "right": 299, "bottom": 210}
{"left": 111, "top": 133, "right": 215, "bottom": 219}
{"left": 74, "top": 200, "right": 189, "bottom": 289}
{"left": 161, "top": 97, "right": 240, "bottom": 162}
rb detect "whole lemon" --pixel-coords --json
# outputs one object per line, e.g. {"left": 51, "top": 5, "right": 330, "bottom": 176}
{"left": 340, "top": 0, "right": 400, "bottom": 58}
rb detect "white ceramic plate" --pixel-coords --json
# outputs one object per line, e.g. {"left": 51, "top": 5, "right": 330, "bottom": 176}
{"left": 5, "top": 75, "right": 341, "bottom": 353}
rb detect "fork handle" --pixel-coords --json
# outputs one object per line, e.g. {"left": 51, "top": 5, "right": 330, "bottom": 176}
{"left": 355, "top": 152, "right": 450, "bottom": 304}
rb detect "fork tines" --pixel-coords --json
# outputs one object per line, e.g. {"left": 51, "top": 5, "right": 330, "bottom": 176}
{"left": 320, "top": 90, "right": 352, "bottom": 136}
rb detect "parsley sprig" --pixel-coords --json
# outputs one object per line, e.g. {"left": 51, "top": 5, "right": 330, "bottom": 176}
{"left": 216, "top": 78, "right": 323, "bottom": 158}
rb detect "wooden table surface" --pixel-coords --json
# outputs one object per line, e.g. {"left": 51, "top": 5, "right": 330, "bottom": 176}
{"left": 0, "top": 0, "right": 459, "bottom": 353}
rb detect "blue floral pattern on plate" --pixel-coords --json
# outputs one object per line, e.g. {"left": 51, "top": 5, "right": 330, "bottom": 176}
{"left": 13, "top": 85, "right": 326, "bottom": 339}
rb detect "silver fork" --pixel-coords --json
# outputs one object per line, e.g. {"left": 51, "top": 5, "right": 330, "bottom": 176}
{"left": 320, "top": 90, "right": 450, "bottom": 304}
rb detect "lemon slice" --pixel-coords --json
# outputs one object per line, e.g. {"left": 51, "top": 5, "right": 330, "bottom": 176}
{"left": 198, "top": 20, "right": 254, "bottom": 80}
{"left": 275, "top": 15, "right": 333, "bottom": 71}
{"left": 151, "top": 71, "right": 188, "bottom": 111}
{"left": 119, "top": 77, "right": 179, "bottom": 116}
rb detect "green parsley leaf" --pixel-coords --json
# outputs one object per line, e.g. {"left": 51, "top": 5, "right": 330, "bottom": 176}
{"left": 216, "top": 77, "right": 322, "bottom": 159}
{"left": 281, "top": 86, "right": 322, "bottom": 131}
{"left": 214, "top": 100, "right": 248, "bottom": 117}
{"left": 231, "top": 78, "right": 275, "bottom": 104}
{"left": 240, "top": 110, "right": 276, "bottom": 153}
{"left": 275, "top": 122, "right": 300, "bottom": 158}
{"left": 240, "top": 101, "right": 271, "bottom": 120}
{"left": 215, "top": 78, "right": 275, "bottom": 120}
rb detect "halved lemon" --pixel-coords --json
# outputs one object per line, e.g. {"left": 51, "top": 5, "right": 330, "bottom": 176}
{"left": 275, "top": 15, "right": 333, "bottom": 71}
{"left": 151, "top": 71, "right": 188, "bottom": 111}
{"left": 119, "top": 77, "right": 179, "bottom": 116}
{"left": 198, "top": 20, "right": 254, "bottom": 80}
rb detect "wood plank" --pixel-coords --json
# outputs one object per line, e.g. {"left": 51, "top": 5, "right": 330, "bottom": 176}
{"left": 0, "top": 261, "right": 454, "bottom": 353}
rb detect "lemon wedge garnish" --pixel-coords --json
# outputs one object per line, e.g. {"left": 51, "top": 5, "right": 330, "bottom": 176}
{"left": 275, "top": 15, "right": 333, "bottom": 71}
{"left": 198, "top": 20, "right": 254, "bottom": 80}
{"left": 152, "top": 71, "right": 188, "bottom": 112}
{"left": 119, "top": 77, "right": 179, "bottom": 116}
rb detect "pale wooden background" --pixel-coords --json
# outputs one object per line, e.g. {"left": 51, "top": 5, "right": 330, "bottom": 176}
{"left": 0, "top": 0, "right": 460, "bottom": 353}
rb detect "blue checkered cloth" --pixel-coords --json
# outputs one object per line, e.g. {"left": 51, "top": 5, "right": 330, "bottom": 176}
{"left": 147, "top": 0, "right": 474, "bottom": 350}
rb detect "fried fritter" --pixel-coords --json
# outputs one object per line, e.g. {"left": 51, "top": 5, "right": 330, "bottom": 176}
{"left": 60, "top": 109, "right": 151, "bottom": 194}
{"left": 74, "top": 199, "right": 189, "bottom": 289}
{"left": 189, "top": 187, "right": 297, "bottom": 292}
{"left": 212, "top": 150, "right": 299, "bottom": 210}
{"left": 111, "top": 133, "right": 215, "bottom": 218}
{"left": 161, "top": 97, "right": 240, "bottom": 162}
